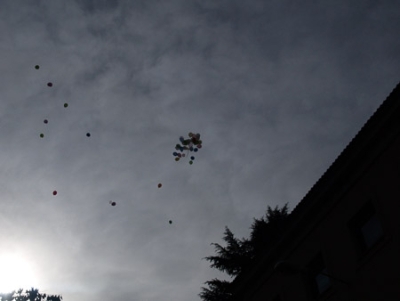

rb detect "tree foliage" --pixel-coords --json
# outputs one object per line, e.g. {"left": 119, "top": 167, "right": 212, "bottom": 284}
{"left": 200, "top": 203, "right": 290, "bottom": 301}
{"left": 204, "top": 227, "right": 253, "bottom": 277}
{"left": 0, "top": 288, "right": 62, "bottom": 301}
{"left": 198, "top": 279, "right": 233, "bottom": 301}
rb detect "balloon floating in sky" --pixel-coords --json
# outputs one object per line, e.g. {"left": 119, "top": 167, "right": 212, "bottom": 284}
{"left": 173, "top": 132, "right": 202, "bottom": 165}
{"left": 158, "top": 183, "right": 162, "bottom": 188}
{"left": 35, "top": 65, "right": 40, "bottom": 70}
{"left": 169, "top": 220, "right": 172, "bottom": 224}
{"left": 64, "top": 103, "right": 68, "bottom": 108}
{"left": 40, "top": 133, "right": 44, "bottom": 138}
{"left": 47, "top": 82, "right": 53, "bottom": 87}
{"left": 44, "top": 119, "right": 48, "bottom": 124}
{"left": 109, "top": 201, "right": 116, "bottom": 206}
{"left": 53, "top": 190, "right": 57, "bottom": 196}
{"left": 86, "top": 133, "right": 91, "bottom": 137}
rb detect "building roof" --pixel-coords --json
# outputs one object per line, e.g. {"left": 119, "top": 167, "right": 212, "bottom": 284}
{"left": 232, "top": 81, "right": 400, "bottom": 299}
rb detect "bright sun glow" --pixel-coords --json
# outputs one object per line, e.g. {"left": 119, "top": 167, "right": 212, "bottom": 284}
{"left": 0, "top": 253, "right": 39, "bottom": 293}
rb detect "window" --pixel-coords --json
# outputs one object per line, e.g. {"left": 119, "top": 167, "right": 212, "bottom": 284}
{"left": 348, "top": 201, "right": 384, "bottom": 255}
{"left": 361, "top": 214, "right": 384, "bottom": 249}
{"left": 315, "top": 268, "right": 331, "bottom": 294}
{"left": 306, "top": 252, "right": 332, "bottom": 298}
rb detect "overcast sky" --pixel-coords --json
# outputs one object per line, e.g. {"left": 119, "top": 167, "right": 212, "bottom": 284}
{"left": 0, "top": 1, "right": 399, "bottom": 300}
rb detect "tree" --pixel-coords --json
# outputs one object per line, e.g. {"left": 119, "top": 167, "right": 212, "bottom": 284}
{"left": 198, "top": 279, "right": 233, "bottom": 301}
{"left": 204, "top": 227, "right": 253, "bottom": 277}
{"left": 250, "top": 203, "right": 290, "bottom": 259}
{"left": 199, "top": 203, "right": 291, "bottom": 301}
{"left": 0, "top": 288, "right": 62, "bottom": 301}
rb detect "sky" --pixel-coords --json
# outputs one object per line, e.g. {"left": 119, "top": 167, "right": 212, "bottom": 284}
{"left": 0, "top": 1, "right": 399, "bottom": 300}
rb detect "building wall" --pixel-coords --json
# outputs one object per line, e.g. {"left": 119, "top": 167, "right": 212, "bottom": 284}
{"left": 247, "top": 128, "right": 400, "bottom": 300}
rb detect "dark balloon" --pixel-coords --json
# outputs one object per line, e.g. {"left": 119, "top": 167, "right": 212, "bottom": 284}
{"left": 191, "top": 156, "right": 195, "bottom": 160}
{"left": 86, "top": 133, "right": 91, "bottom": 137}
{"left": 44, "top": 119, "right": 48, "bottom": 124}
{"left": 40, "top": 133, "right": 44, "bottom": 138}
{"left": 189, "top": 161, "right": 193, "bottom": 165}
{"left": 47, "top": 82, "right": 53, "bottom": 87}
{"left": 109, "top": 201, "right": 116, "bottom": 206}
{"left": 35, "top": 65, "right": 40, "bottom": 69}
{"left": 158, "top": 183, "right": 162, "bottom": 188}
{"left": 194, "top": 148, "right": 198, "bottom": 152}
{"left": 64, "top": 103, "right": 68, "bottom": 108}
{"left": 169, "top": 220, "right": 172, "bottom": 224}
{"left": 53, "top": 190, "right": 57, "bottom": 195}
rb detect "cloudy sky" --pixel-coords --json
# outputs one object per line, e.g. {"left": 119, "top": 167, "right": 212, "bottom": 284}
{"left": 0, "top": 1, "right": 399, "bottom": 300}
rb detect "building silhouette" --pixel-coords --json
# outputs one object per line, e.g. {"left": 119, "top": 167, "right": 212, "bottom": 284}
{"left": 232, "top": 82, "right": 400, "bottom": 301}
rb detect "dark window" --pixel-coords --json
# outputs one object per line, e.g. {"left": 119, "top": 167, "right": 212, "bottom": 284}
{"left": 361, "top": 214, "right": 384, "bottom": 249}
{"left": 306, "top": 252, "right": 332, "bottom": 298}
{"left": 348, "top": 201, "right": 384, "bottom": 256}
{"left": 315, "top": 268, "right": 331, "bottom": 294}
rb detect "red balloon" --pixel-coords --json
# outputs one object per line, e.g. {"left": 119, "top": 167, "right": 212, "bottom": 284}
{"left": 53, "top": 190, "right": 57, "bottom": 195}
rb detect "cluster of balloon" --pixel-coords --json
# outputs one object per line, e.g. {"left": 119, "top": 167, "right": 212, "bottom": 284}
{"left": 173, "top": 132, "right": 202, "bottom": 165}
{"left": 109, "top": 201, "right": 116, "bottom": 206}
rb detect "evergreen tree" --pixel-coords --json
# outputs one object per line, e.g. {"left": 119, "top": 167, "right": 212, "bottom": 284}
{"left": 250, "top": 203, "right": 290, "bottom": 258}
{"left": 200, "top": 203, "right": 291, "bottom": 301}
{"left": 204, "top": 227, "right": 253, "bottom": 277}
{"left": 198, "top": 279, "right": 233, "bottom": 301}
{"left": 0, "top": 288, "right": 62, "bottom": 301}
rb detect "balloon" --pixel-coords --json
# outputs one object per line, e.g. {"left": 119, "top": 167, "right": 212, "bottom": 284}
{"left": 53, "top": 190, "right": 57, "bottom": 195}
{"left": 158, "top": 183, "right": 162, "bottom": 188}
{"left": 86, "top": 133, "right": 91, "bottom": 137}
{"left": 173, "top": 132, "right": 202, "bottom": 163}
{"left": 109, "top": 201, "right": 116, "bottom": 206}
{"left": 169, "top": 220, "right": 172, "bottom": 224}
{"left": 47, "top": 82, "right": 53, "bottom": 87}
{"left": 190, "top": 156, "right": 195, "bottom": 160}
{"left": 43, "top": 119, "right": 48, "bottom": 124}
{"left": 40, "top": 133, "right": 44, "bottom": 138}
{"left": 35, "top": 65, "right": 40, "bottom": 69}
{"left": 64, "top": 103, "right": 68, "bottom": 108}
